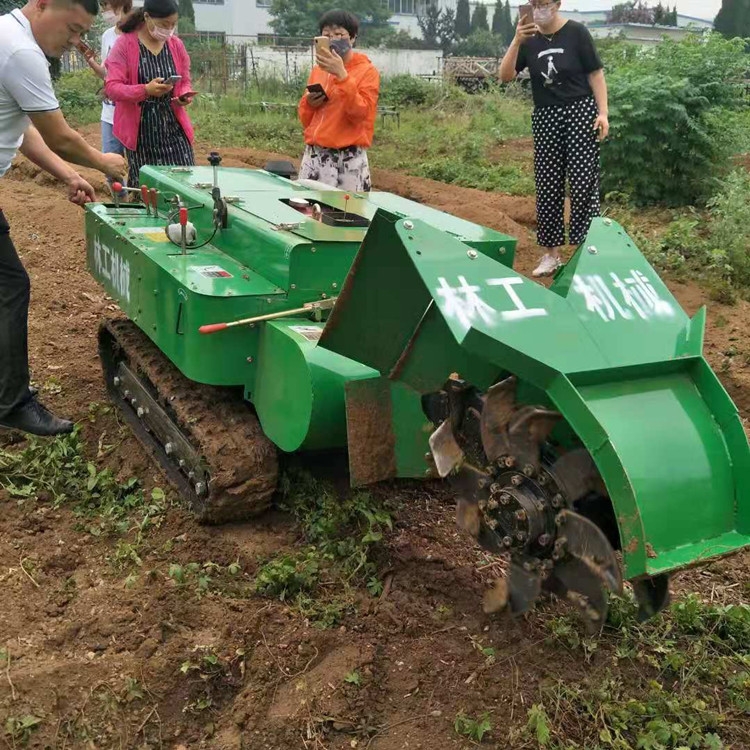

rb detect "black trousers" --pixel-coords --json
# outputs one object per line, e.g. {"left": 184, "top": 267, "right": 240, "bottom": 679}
{"left": 0, "top": 210, "right": 31, "bottom": 419}
{"left": 532, "top": 96, "right": 601, "bottom": 249}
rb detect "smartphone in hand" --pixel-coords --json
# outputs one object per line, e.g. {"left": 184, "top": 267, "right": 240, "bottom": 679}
{"left": 76, "top": 40, "right": 95, "bottom": 59}
{"left": 163, "top": 74, "right": 182, "bottom": 86}
{"left": 519, "top": 3, "right": 534, "bottom": 23}
{"left": 306, "top": 82, "right": 328, "bottom": 99}
{"left": 313, "top": 36, "right": 331, "bottom": 53}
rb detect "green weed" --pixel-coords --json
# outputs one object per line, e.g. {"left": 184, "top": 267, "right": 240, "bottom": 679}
{"left": 4, "top": 715, "right": 43, "bottom": 747}
{"left": 454, "top": 711, "right": 492, "bottom": 742}
{"left": 253, "top": 470, "right": 393, "bottom": 626}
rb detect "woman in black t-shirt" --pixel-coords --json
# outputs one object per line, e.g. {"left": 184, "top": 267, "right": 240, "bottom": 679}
{"left": 499, "top": 1, "right": 609, "bottom": 277}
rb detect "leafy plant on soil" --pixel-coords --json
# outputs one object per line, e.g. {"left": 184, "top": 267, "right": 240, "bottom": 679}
{"left": 522, "top": 591, "right": 750, "bottom": 748}
{"left": 0, "top": 429, "right": 168, "bottom": 566}
{"left": 4, "top": 715, "right": 43, "bottom": 747}
{"left": 167, "top": 559, "right": 247, "bottom": 598}
{"left": 253, "top": 470, "right": 393, "bottom": 626}
{"left": 180, "top": 647, "right": 245, "bottom": 716}
{"left": 454, "top": 711, "right": 492, "bottom": 742}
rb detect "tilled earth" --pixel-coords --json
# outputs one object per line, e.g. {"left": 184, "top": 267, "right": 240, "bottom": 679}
{"left": 0, "top": 132, "right": 749, "bottom": 750}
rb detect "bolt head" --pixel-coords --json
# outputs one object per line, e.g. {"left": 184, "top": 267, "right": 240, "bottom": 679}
{"left": 588, "top": 245, "right": 599, "bottom": 255}
{"left": 523, "top": 464, "right": 535, "bottom": 477}
{"left": 195, "top": 482, "right": 206, "bottom": 496}
{"left": 538, "top": 534, "right": 552, "bottom": 546}
{"left": 516, "top": 532, "right": 526, "bottom": 542}
{"left": 179, "top": 459, "right": 186, "bottom": 468}
{"left": 603, "top": 218, "right": 613, "bottom": 226}
{"left": 467, "top": 249, "right": 478, "bottom": 260}
{"left": 502, "top": 536, "right": 513, "bottom": 547}
{"left": 552, "top": 494, "right": 564, "bottom": 508}
{"left": 487, "top": 518, "right": 498, "bottom": 530}
{"left": 113, "top": 376, "right": 121, "bottom": 387}
{"left": 136, "top": 407, "right": 145, "bottom": 418}
{"left": 515, "top": 509, "right": 527, "bottom": 522}
{"left": 487, "top": 499, "right": 499, "bottom": 511}
{"left": 490, "top": 483, "right": 501, "bottom": 495}
{"left": 499, "top": 493, "right": 511, "bottom": 506}
{"left": 523, "top": 561, "right": 534, "bottom": 572}
{"left": 511, "top": 475, "right": 523, "bottom": 487}
{"left": 165, "top": 443, "right": 173, "bottom": 455}
{"left": 503, "top": 456, "right": 516, "bottom": 468}
{"left": 188, "top": 471, "right": 195, "bottom": 480}
{"left": 403, "top": 220, "right": 414, "bottom": 230}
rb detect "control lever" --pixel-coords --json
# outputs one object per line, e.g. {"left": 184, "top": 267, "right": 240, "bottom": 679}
{"left": 207, "top": 152, "right": 228, "bottom": 230}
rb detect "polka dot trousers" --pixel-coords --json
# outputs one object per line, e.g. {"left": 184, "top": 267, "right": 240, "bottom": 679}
{"left": 532, "top": 96, "right": 601, "bottom": 249}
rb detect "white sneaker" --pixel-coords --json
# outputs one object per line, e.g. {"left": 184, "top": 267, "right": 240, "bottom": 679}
{"left": 532, "top": 253, "right": 562, "bottom": 278}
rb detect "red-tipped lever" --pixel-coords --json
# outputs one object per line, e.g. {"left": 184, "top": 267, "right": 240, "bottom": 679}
{"left": 150, "top": 188, "right": 159, "bottom": 216}
{"left": 111, "top": 182, "right": 123, "bottom": 209}
{"left": 179, "top": 206, "right": 188, "bottom": 226}
{"left": 199, "top": 322, "right": 229, "bottom": 334}
{"left": 140, "top": 185, "right": 151, "bottom": 216}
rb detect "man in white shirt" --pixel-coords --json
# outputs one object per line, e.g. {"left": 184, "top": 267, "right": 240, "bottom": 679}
{"left": 0, "top": 0, "right": 125, "bottom": 436}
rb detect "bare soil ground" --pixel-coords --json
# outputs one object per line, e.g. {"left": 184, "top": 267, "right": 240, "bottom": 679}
{"left": 0, "top": 133, "right": 749, "bottom": 750}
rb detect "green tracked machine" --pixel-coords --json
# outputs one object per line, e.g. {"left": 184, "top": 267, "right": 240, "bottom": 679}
{"left": 85, "top": 154, "right": 750, "bottom": 630}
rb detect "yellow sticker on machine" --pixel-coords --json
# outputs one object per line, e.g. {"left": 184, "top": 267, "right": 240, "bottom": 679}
{"left": 129, "top": 227, "right": 169, "bottom": 243}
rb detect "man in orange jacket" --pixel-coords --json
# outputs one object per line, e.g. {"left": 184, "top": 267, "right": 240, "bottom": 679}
{"left": 298, "top": 9, "right": 379, "bottom": 192}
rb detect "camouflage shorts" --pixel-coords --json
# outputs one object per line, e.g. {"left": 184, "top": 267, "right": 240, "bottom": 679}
{"left": 299, "top": 145, "right": 372, "bottom": 192}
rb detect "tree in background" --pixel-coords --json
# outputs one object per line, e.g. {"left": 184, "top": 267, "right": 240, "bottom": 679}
{"left": 437, "top": 7, "right": 457, "bottom": 53}
{"left": 470, "top": 3, "right": 489, "bottom": 32}
{"left": 178, "top": 0, "right": 196, "bottom": 34}
{"left": 491, "top": 0, "right": 503, "bottom": 34}
{"left": 417, "top": 2, "right": 441, "bottom": 46}
{"left": 0, "top": 0, "right": 22, "bottom": 11}
{"left": 503, "top": 0, "right": 514, "bottom": 44}
{"left": 269, "top": 0, "right": 391, "bottom": 41}
{"left": 417, "top": 3, "right": 456, "bottom": 52}
{"left": 608, "top": 1, "right": 654, "bottom": 24}
{"left": 455, "top": 0, "right": 471, "bottom": 38}
{"left": 714, "top": 0, "right": 750, "bottom": 38}
{"left": 454, "top": 28, "right": 502, "bottom": 56}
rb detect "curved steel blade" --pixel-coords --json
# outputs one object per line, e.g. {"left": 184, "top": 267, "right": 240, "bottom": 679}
{"left": 482, "top": 577, "right": 509, "bottom": 614}
{"left": 429, "top": 419, "right": 464, "bottom": 478}
{"left": 506, "top": 406, "right": 561, "bottom": 471}
{"left": 479, "top": 377, "right": 516, "bottom": 463}
{"left": 556, "top": 510, "right": 623, "bottom": 594}
{"left": 549, "top": 449, "right": 605, "bottom": 503}
{"left": 547, "top": 556, "right": 609, "bottom": 633}
{"left": 632, "top": 574, "right": 671, "bottom": 622}
{"left": 456, "top": 498, "right": 481, "bottom": 538}
{"left": 507, "top": 561, "right": 543, "bottom": 616}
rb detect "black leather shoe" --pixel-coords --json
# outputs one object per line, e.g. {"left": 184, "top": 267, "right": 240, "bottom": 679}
{"left": 0, "top": 398, "right": 74, "bottom": 437}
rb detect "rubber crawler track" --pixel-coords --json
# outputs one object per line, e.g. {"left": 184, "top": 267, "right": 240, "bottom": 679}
{"left": 99, "top": 318, "right": 279, "bottom": 523}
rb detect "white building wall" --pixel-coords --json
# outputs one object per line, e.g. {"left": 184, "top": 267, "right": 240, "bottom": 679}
{"left": 193, "top": 0, "right": 713, "bottom": 41}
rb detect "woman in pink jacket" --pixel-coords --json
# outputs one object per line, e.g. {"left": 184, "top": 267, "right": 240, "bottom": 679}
{"left": 104, "top": 0, "right": 195, "bottom": 188}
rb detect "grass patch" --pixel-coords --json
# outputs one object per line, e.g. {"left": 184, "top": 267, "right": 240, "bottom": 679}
{"left": 252, "top": 469, "right": 393, "bottom": 627}
{"left": 0, "top": 428, "right": 168, "bottom": 566}
{"left": 520, "top": 592, "right": 750, "bottom": 749}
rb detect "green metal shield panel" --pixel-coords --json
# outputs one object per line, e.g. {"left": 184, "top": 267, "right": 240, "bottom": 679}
{"left": 321, "top": 212, "right": 750, "bottom": 580}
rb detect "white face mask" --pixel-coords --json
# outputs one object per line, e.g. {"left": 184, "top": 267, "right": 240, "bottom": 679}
{"left": 533, "top": 6, "right": 556, "bottom": 25}
{"left": 102, "top": 10, "right": 118, "bottom": 25}
{"left": 148, "top": 22, "right": 176, "bottom": 42}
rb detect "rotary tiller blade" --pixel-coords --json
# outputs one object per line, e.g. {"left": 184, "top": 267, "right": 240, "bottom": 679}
{"left": 507, "top": 561, "right": 543, "bottom": 616}
{"left": 546, "top": 556, "right": 610, "bottom": 633}
{"left": 632, "top": 573, "right": 671, "bottom": 622}
{"left": 549, "top": 449, "right": 606, "bottom": 503}
{"left": 429, "top": 419, "right": 465, "bottom": 478}
{"left": 555, "top": 510, "right": 623, "bottom": 595}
